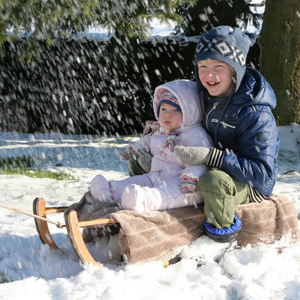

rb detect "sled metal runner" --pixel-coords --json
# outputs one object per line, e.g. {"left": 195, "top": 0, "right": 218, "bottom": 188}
{"left": 33, "top": 198, "right": 170, "bottom": 268}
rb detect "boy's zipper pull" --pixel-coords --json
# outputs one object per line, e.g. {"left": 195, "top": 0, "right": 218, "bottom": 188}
{"left": 213, "top": 102, "right": 219, "bottom": 109}
{"left": 206, "top": 101, "right": 220, "bottom": 129}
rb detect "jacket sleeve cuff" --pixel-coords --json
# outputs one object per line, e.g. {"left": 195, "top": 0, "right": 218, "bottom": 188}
{"left": 207, "top": 148, "right": 224, "bottom": 168}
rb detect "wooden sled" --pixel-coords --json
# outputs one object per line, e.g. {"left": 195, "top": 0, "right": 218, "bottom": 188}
{"left": 33, "top": 194, "right": 300, "bottom": 267}
{"left": 33, "top": 197, "right": 171, "bottom": 267}
{"left": 33, "top": 197, "right": 119, "bottom": 267}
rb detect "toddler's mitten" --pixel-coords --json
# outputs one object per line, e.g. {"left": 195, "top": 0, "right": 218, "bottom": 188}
{"left": 180, "top": 174, "right": 198, "bottom": 196}
{"left": 120, "top": 146, "right": 136, "bottom": 161}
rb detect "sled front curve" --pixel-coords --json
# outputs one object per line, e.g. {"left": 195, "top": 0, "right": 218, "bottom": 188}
{"left": 65, "top": 210, "right": 171, "bottom": 268}
{"left": 34, "top": 198, "right": 171, "bottom": 268}
{"left": 65, "top": 209, "right": 119, "bottom": 266}
{"left": 33, "top": 197, "right": 68, "bottom": 250}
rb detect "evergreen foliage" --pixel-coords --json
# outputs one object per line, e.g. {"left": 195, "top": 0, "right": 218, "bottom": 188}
{"left": 0, "top": 1, "right": 265, "bottom": 134}
{"left": 0, "top": 0, "right": 195, "bottom": 54}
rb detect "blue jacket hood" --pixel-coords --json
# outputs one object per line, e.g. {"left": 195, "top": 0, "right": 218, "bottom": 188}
{"left": 231, "top": 67, "right": 277, "bottom": 109}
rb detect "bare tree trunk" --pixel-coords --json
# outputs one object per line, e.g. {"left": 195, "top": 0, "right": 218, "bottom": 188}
{"left": 259, "top": 0, "right": 300, "bottom": 125}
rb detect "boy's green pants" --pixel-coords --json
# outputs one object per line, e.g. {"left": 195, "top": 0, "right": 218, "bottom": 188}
{"left": 128, "top": 159, "right": 250, "bottom": 229}
{"left": 198, "top": 169, "right": 250, "bottom": 229}
{"left": 128, "top": 157, "right": 148, "bottom": 177}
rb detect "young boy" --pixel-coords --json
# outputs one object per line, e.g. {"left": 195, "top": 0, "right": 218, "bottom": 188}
{"left": 175, "top": 26, "right": 279, "bottom": 242}
{"left": 88, "top": 79, "right": 213, "bottom": 212}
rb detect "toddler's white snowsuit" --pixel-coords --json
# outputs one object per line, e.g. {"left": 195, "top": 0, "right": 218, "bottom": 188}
{"left": 89, "top": 80, "right": 213, "bottom": 212}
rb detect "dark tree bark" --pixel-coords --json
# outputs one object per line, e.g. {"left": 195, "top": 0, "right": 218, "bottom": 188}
{"left": 259, "top": 0, "right": 300, "bottom": 125}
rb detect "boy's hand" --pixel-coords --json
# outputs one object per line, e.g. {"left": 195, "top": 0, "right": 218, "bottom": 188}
{"left": 175, "top": 146, "right": 211, "bottom": 165}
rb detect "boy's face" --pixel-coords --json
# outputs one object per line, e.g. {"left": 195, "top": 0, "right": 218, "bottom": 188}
{"left": 158, "top": 103, "right": 183, "bottom": 131}
{"left": 197, "top": 59, "right": 236, "bottom": 97}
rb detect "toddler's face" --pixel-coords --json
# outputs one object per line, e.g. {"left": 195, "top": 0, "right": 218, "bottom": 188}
{"left": 158, "top": 103, "right": 183, "bottom": 131}
{"left": 198, "top": 59, "right": 236, "bottom": 97}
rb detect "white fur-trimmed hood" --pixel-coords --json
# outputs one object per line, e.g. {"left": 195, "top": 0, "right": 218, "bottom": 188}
{"left": 153, "top": 80, "right": 202, "bottom": 128}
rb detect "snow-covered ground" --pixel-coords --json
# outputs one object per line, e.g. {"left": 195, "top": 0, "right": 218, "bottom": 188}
{"left": 0, "top": 123, "right": 299, "bottom": 300}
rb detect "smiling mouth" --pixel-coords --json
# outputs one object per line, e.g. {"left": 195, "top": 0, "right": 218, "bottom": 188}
{"left": 207, "top": 81, "right": 220, "bottom": 86}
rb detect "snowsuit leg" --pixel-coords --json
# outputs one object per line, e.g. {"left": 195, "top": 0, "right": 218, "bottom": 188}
{"left": 109, "top": 172, "right": 158, "bottom": 201}
{"left": 89, "top": 175, "right": 113, "bottom": 202}
{"left": 89, "top": 173, "right": 158, "bottom": 202}
{"left": 121, "top": 176, "right": 203, "bottom": 212}
{"left": 198, "top": 169, "right": 250, "bottom": 229}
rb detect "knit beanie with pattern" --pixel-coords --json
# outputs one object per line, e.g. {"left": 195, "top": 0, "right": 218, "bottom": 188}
{"left": 157, "top": 92, "right": 181, "bottom": 116}
{"left": 195, "top": 26, "right": 257, "bottom": 92}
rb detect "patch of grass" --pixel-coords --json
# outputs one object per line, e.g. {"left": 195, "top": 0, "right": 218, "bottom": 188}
{"left": 0, "top": 273, "right": 9, "bottom": 284}
{"left": 0, "top": 168, "right": 77, "bottom": 180}
{"left": 0, "top": 156, "right": 36, "bottom": 169}
{"left": 279, "top": 149, "right": 300, "bottom": 163}
{"left": 0, "top": 156, "right": 77, "bottom": 181}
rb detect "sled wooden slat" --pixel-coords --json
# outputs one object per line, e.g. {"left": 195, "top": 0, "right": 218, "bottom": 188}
{"left": 65, "top": 210, "right": 100, "bottom": 266}
{"left": 45, "top": 207, "right": 69, "bottom": 214}
{"left": 78, "top": 217, "right": 118, "bottom": 228}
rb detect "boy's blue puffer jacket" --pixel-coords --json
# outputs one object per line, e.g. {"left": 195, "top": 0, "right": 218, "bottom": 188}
{"left": 200, "top": 67, "right": 279, "bottom": 197}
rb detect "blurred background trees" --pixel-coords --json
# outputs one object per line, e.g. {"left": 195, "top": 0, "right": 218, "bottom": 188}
{"left": 1, "top": 0, "right": 297, "bottom": 135}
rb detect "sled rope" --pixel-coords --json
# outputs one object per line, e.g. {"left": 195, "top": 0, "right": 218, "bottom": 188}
{"left": 0, "top": 203, "right": 64, "bottom": 228}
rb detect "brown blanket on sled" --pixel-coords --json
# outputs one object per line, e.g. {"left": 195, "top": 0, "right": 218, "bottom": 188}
{"left": 79, "top": 193, "right": 300, "bottom": 264}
